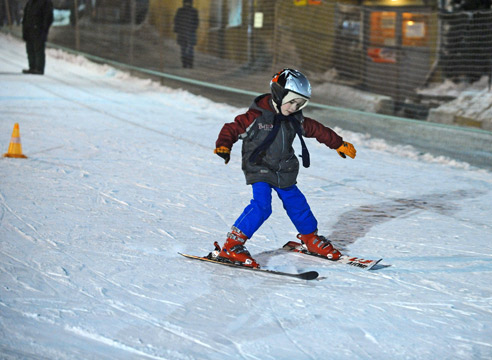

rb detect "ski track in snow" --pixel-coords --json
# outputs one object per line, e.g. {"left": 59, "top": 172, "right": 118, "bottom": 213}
{"left": 1, "top": 33, "right": 492, "bottom": 359}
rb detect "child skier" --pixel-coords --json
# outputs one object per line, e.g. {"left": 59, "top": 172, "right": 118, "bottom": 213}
{"left": 214, "top": 69, "right": 356, "bottom": 268}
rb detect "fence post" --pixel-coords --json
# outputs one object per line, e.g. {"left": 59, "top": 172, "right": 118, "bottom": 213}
{"left": 73, "top": 0, "right": 80, "bottom": 50}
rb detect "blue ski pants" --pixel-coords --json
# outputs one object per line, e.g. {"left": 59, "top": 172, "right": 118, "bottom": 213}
{"left": 233, "top": 182, "right": 318, "bottom": 238}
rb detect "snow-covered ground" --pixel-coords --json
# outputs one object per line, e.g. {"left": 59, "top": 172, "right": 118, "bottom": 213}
{"left": 1, "top": 34, "right": 492, "bottom": 359}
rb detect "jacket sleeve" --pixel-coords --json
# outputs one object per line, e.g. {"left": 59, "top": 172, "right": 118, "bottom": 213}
{"left": 173, "top": 9, "right": 182, "bottom": 33}
{"left": 215, "top": 109, "right": 261, "bottom": 150}
{"left": 302, "top": 117, "right": 344, "bottom": 149}
{"left": 193, "top": 8, "right": 199, "bottom": 31}
{"left": 44, "top": 0, "right": 54, "bottom": 33}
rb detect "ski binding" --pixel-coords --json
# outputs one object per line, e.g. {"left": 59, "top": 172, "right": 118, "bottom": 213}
{"left": 179, "top": 242, "right": 319, "bottom": 280}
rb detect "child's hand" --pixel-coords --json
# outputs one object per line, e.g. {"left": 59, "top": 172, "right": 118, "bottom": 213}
{"left": 336, "top": 142, "right": 356, "bottom": 159}
{"left": 214, "top": 146, "right": 231, "bottom": 164}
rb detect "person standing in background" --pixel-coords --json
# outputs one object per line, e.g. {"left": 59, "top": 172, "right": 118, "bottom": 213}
{"left": 173, "top": 0, "right": 199, "bottom": 69}
{"left": 22, "top": 0, "right": 53, "bottom": 75}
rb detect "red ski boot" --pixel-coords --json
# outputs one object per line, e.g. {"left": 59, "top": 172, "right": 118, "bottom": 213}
{"left": 297, "top": 231, "right": 341, "bottom": 260}
{"left": 216, "top": 227, "right": 259, "bottom": 268}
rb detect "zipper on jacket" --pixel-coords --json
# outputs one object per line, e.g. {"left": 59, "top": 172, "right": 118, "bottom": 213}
{"left": 276, "top": 124, "right": 286, "bottom": 186}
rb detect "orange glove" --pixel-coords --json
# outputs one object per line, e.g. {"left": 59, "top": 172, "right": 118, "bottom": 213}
{"left": 214, "top": 146, "right": 231, "bottom": 164}
{"left": 336, "top": 142, "right": 356, "bottom": 159}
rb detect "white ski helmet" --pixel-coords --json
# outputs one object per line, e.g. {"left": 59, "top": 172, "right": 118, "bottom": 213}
{"left": 270, "top": 69, "right": 311, "bottom": 110}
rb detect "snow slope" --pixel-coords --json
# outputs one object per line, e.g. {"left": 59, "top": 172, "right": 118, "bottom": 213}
{"left": 1, "top": 34, "right": 492, "bottom": 360}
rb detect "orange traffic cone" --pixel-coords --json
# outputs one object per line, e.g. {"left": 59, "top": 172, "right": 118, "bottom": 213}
{"left": 3, "top": 123, "right": 27, "bottom": 158}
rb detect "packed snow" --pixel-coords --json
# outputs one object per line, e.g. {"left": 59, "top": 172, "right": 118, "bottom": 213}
{"left": 422, "top": 76, "right": 492, "bottom": 128}
{"left": 1, "top": 33, "right": 492, "bottom": 359}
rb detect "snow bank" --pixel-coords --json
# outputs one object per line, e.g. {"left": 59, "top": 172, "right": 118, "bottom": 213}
{"left": 423, "top": 77, "right": 492, "bottom": 130}
{"left": 312, "top": 69, "right": 394, "bottom": 114}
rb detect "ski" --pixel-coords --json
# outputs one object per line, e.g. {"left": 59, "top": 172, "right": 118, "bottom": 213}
{"left": 178, "top": 252, "right": 319, "bottom": 280}
{"left": 282, "top": 241, "right": 383, "bottom": 270}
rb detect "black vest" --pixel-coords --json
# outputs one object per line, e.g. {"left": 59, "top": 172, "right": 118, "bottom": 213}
{"left": 240, "top": 94, "right": 304, "bottom": 188}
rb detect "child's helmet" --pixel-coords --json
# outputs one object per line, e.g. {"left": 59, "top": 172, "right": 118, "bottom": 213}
{"left": 270, "top": 69, "right": 311, "bottom": 108}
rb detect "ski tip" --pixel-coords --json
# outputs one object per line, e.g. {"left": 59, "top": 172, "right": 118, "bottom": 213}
{"left": 299, "top": 271, "right": 319, "bottom": 280}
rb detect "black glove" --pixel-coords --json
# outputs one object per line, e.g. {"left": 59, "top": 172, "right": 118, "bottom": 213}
{"left": 214, "top": 146, "right": 231, "bottom": 164}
